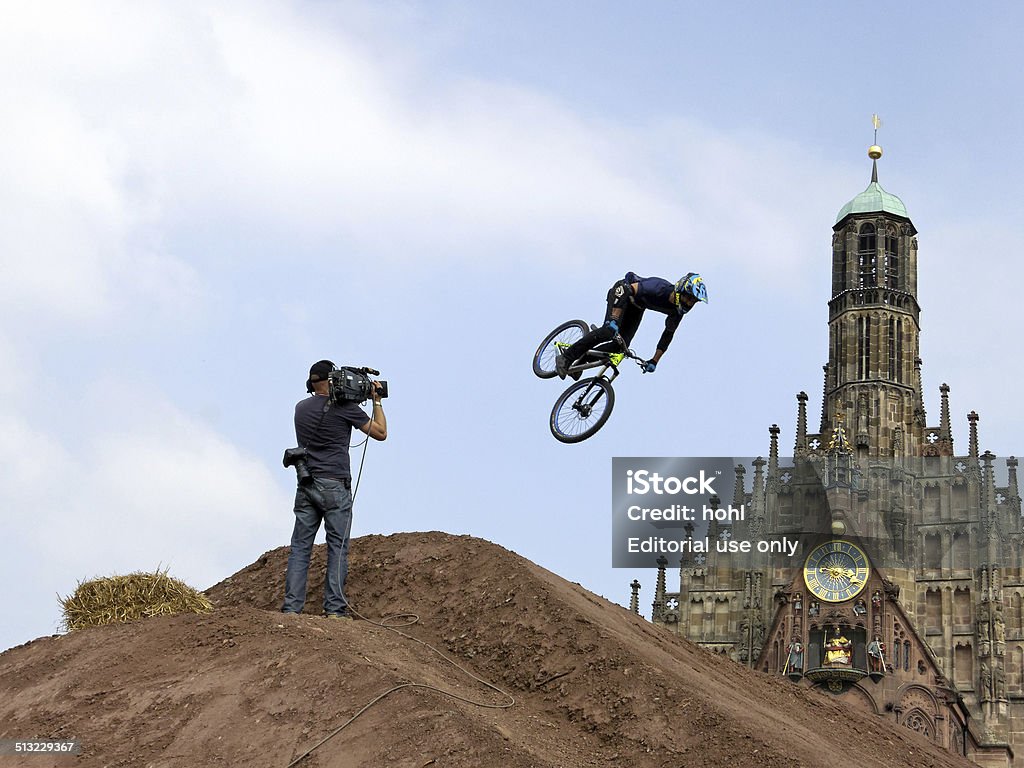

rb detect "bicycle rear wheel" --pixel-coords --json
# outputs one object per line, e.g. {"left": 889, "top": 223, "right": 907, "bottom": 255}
{"left": 549, "top": 377, "right": 615, "bottom": 443}
{"left": 533, "top": 319, "right": 589, "bottom": 379}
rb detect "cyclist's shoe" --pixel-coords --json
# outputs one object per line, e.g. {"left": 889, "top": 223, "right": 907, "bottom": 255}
{"left": 555, "top": 352, "right": 569, "bottom": 380}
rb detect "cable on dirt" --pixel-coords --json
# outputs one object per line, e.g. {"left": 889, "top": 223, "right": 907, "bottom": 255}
{"left": 285, "top": 440, "right": 516, "bottom": 768}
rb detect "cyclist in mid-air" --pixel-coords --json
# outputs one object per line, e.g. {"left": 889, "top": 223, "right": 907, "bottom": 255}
{"left": 555, "top": 271, "right": 708, "bottom": 379}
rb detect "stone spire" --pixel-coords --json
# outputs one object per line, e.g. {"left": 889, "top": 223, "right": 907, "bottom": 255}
{"left": 751, "top": 458, "right": 766, "bottom": 506}
{"left": 768, "top": 424, "right": 780, "bottom": 480}
{"left": 629, "top": 579, "right": 641, "bottom": 615}
{"left": 1008, "top": 457, "right": 1021, "bottom": 526}
{"left": 795, "top": 392, "right": 809, "bottom": 456}
{"left": 983, "top": 451, "right": 998, "bottom": 541}
{"left": 820, "top": 365, "right": 829, "bottom": 434}
{"left": 969, "top": 411, "right": 980, "bottom": 460}
{"left": 939, "top": 383, "right": 952, "bottom": 441}
{"left": 652, "top": 556, "right": 668, "bottom": 621}
{"left": 733, "top": 463, "right": 746, "bottom": 508}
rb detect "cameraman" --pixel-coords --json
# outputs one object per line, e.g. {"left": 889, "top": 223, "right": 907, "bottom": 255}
{"left": 281, "top": 360, "right": 387, "bottom": 619}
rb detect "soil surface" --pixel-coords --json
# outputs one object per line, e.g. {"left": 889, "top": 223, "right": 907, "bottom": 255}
{"left": 1, "top": 532, "right": 976, "bottom": 767}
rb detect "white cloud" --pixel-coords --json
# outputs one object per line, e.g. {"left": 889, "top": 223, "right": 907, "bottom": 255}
{"left": 0, "top": 374, "right": 289, "bottom": 650}
{"left": 1, "top": 0, "right": 851, "bottom": 315}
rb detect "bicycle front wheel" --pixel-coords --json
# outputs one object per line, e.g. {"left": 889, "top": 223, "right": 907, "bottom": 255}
{"left": 532, "top": 319, "right": 589, "bottom": 379}
{"left": 549, "top": 377, "right": 615, "bottom": 443}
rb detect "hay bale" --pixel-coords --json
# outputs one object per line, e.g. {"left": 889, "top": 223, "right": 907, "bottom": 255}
{"left": 59, "top": 569, "right": 213, "bottom": 631}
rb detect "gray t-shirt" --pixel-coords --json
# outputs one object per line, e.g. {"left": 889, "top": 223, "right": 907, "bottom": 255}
{"left": 294, "top": 395, "right": 370, "bottom": 479}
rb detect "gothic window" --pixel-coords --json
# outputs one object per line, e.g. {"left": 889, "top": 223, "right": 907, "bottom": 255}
{"left": 926, "top": 589, "right": 942, "bottom": 632}
{"left": 904, "top": 640, "right": 911, "bottom": 671}
{"left": 952, "top": 483, "right": 967, "bottom": 514}
{"left": 858, "top": 223, "right": 877, "bottom": 287}
{"left": 954, "top": 587, "right": 972, "bottom": 627}
{"left": 837, "top": 321, "right": 845, "bottom": 384}
{"left": 925, "top": 531, "right": 942, "bottom": 567}
{"left": 955, "top": 643, "right": 973, "bottom": 685}
{"left": 688, "top": 599, "right": 703, "bottom": 639}
{"left": 885, "top": 226, "right": 899, "bottom": 289}
{"left": 714, "top": 598, "right": 730, "bottom": 632}
{"left": 953, "top": 531, "right": 971, "bottom": 570}
{"left": 888, "top": 317, "right": 896, "bottom": 380}
{"left": 895, "top": 319, "right": 903, "bottom": 383}
{"left": 924, "top": 486, "right": 941, "bottom": 523}
{"left": 857, "top": 316, "right": 871, "bottom": 378}
{"left": 1016, "top": 645, "right": 1024, "bottom": 692}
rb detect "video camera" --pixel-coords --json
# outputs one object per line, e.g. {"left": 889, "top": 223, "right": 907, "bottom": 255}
{"left": 327, "top": 366, "right": 389, "bottom": 404}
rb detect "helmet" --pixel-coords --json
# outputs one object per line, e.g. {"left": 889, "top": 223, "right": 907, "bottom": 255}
{"left": 675, "top": 273, "right": 708, "bottom": 312}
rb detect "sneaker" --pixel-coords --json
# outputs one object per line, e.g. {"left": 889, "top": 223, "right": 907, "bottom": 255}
{"left": 325, "top": 613, "right": 353, "bottom": 621}
{"left": 554, "top": 352, "right": 569, "bottom": 380}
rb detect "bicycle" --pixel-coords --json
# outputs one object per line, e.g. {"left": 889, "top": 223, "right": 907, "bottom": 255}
{"left": 532, "top": 319, "right": 647, "bottom": 443}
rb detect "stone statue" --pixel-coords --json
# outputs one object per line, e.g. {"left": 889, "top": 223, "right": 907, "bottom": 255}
{"left": 787, "top": 638, "right": 804, "bottom": 672}
{"left": 867, "top": 637, "right": 886, "bottom": 673}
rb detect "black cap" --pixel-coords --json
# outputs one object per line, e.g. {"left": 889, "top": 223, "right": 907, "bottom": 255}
{"left": 306, "top": 360, "right": 335, "bottom": 393}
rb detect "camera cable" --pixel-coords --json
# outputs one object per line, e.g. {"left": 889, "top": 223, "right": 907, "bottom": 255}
{"left": 285, "top": 421, "right": 515, "bottom": 768}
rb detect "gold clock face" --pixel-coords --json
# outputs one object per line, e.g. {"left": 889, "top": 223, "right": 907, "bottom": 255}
{"left": 803, "top": 540, "right": 869, "bottom": 603}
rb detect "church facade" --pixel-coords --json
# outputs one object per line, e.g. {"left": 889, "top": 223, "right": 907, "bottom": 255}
{"left": 642, "top": 144, "right": 1024, "bottom": 766}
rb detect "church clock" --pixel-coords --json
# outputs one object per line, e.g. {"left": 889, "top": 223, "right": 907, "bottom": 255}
{"left": 803, "top": 540, "right": 869, "bottom": 603}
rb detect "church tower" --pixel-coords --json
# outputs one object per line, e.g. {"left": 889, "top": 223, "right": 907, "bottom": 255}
{"left": 646, "top": 121, "right": 1024, "bottom": 766}
{"left": 824, "top": 136, "right": 931, "bottom": 459}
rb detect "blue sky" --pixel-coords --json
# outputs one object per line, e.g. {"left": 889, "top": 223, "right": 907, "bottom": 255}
{"left": 2, "top": 1, "right": 1023, "bottom": 651}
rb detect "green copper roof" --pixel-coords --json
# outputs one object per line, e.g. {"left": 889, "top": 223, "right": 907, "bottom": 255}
{"left": 835, "top": 180, "right": 909, "bottom": 224}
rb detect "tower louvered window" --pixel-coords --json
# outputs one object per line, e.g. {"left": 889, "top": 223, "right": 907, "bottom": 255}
{"left": 885, "top": 226, "right": 899, "bottom": 289}
{"left": 858, "top": 224, "right": 877, "bottom": 287}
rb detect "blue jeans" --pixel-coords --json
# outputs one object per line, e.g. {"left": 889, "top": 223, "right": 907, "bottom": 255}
{"left": 281, "top": 478, "right": 353, "bottom": 615}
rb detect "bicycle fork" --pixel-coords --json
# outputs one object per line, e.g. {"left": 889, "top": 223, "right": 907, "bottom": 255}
{"left": 571, "top": 365, "right": 618, "bottom": 415}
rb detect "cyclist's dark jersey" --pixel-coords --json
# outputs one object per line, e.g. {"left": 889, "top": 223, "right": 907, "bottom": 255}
{"left": 624, "top": 272, "right": 683, "bottom": 350}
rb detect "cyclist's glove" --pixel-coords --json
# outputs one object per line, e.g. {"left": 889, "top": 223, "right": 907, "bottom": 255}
{"left": 643, "top": 359, "right": 657, "bottom": 373}
{"left": 607, "top": 319, "right": 619, "bottom": 333}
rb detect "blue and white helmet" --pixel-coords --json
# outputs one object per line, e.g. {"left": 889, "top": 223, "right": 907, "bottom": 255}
{"left": 675, "top": 273, "right": 708, "bottom": 312}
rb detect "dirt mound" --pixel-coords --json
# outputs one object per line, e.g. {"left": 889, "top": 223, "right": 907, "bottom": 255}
{"left": 1, "top": 532, "right": 974, "bottom": 767}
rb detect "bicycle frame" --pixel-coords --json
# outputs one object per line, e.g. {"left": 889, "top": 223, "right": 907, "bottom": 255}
{"left": 558, "top": 345, "right": 628, "bottom": 383}
{"left": 541, "top": 323, "right": 645, "bottom": 442}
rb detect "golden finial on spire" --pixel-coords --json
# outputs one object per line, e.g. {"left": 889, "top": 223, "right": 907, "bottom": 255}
{"left": 868, "top": 114, "right": 883, "bottom": 160}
